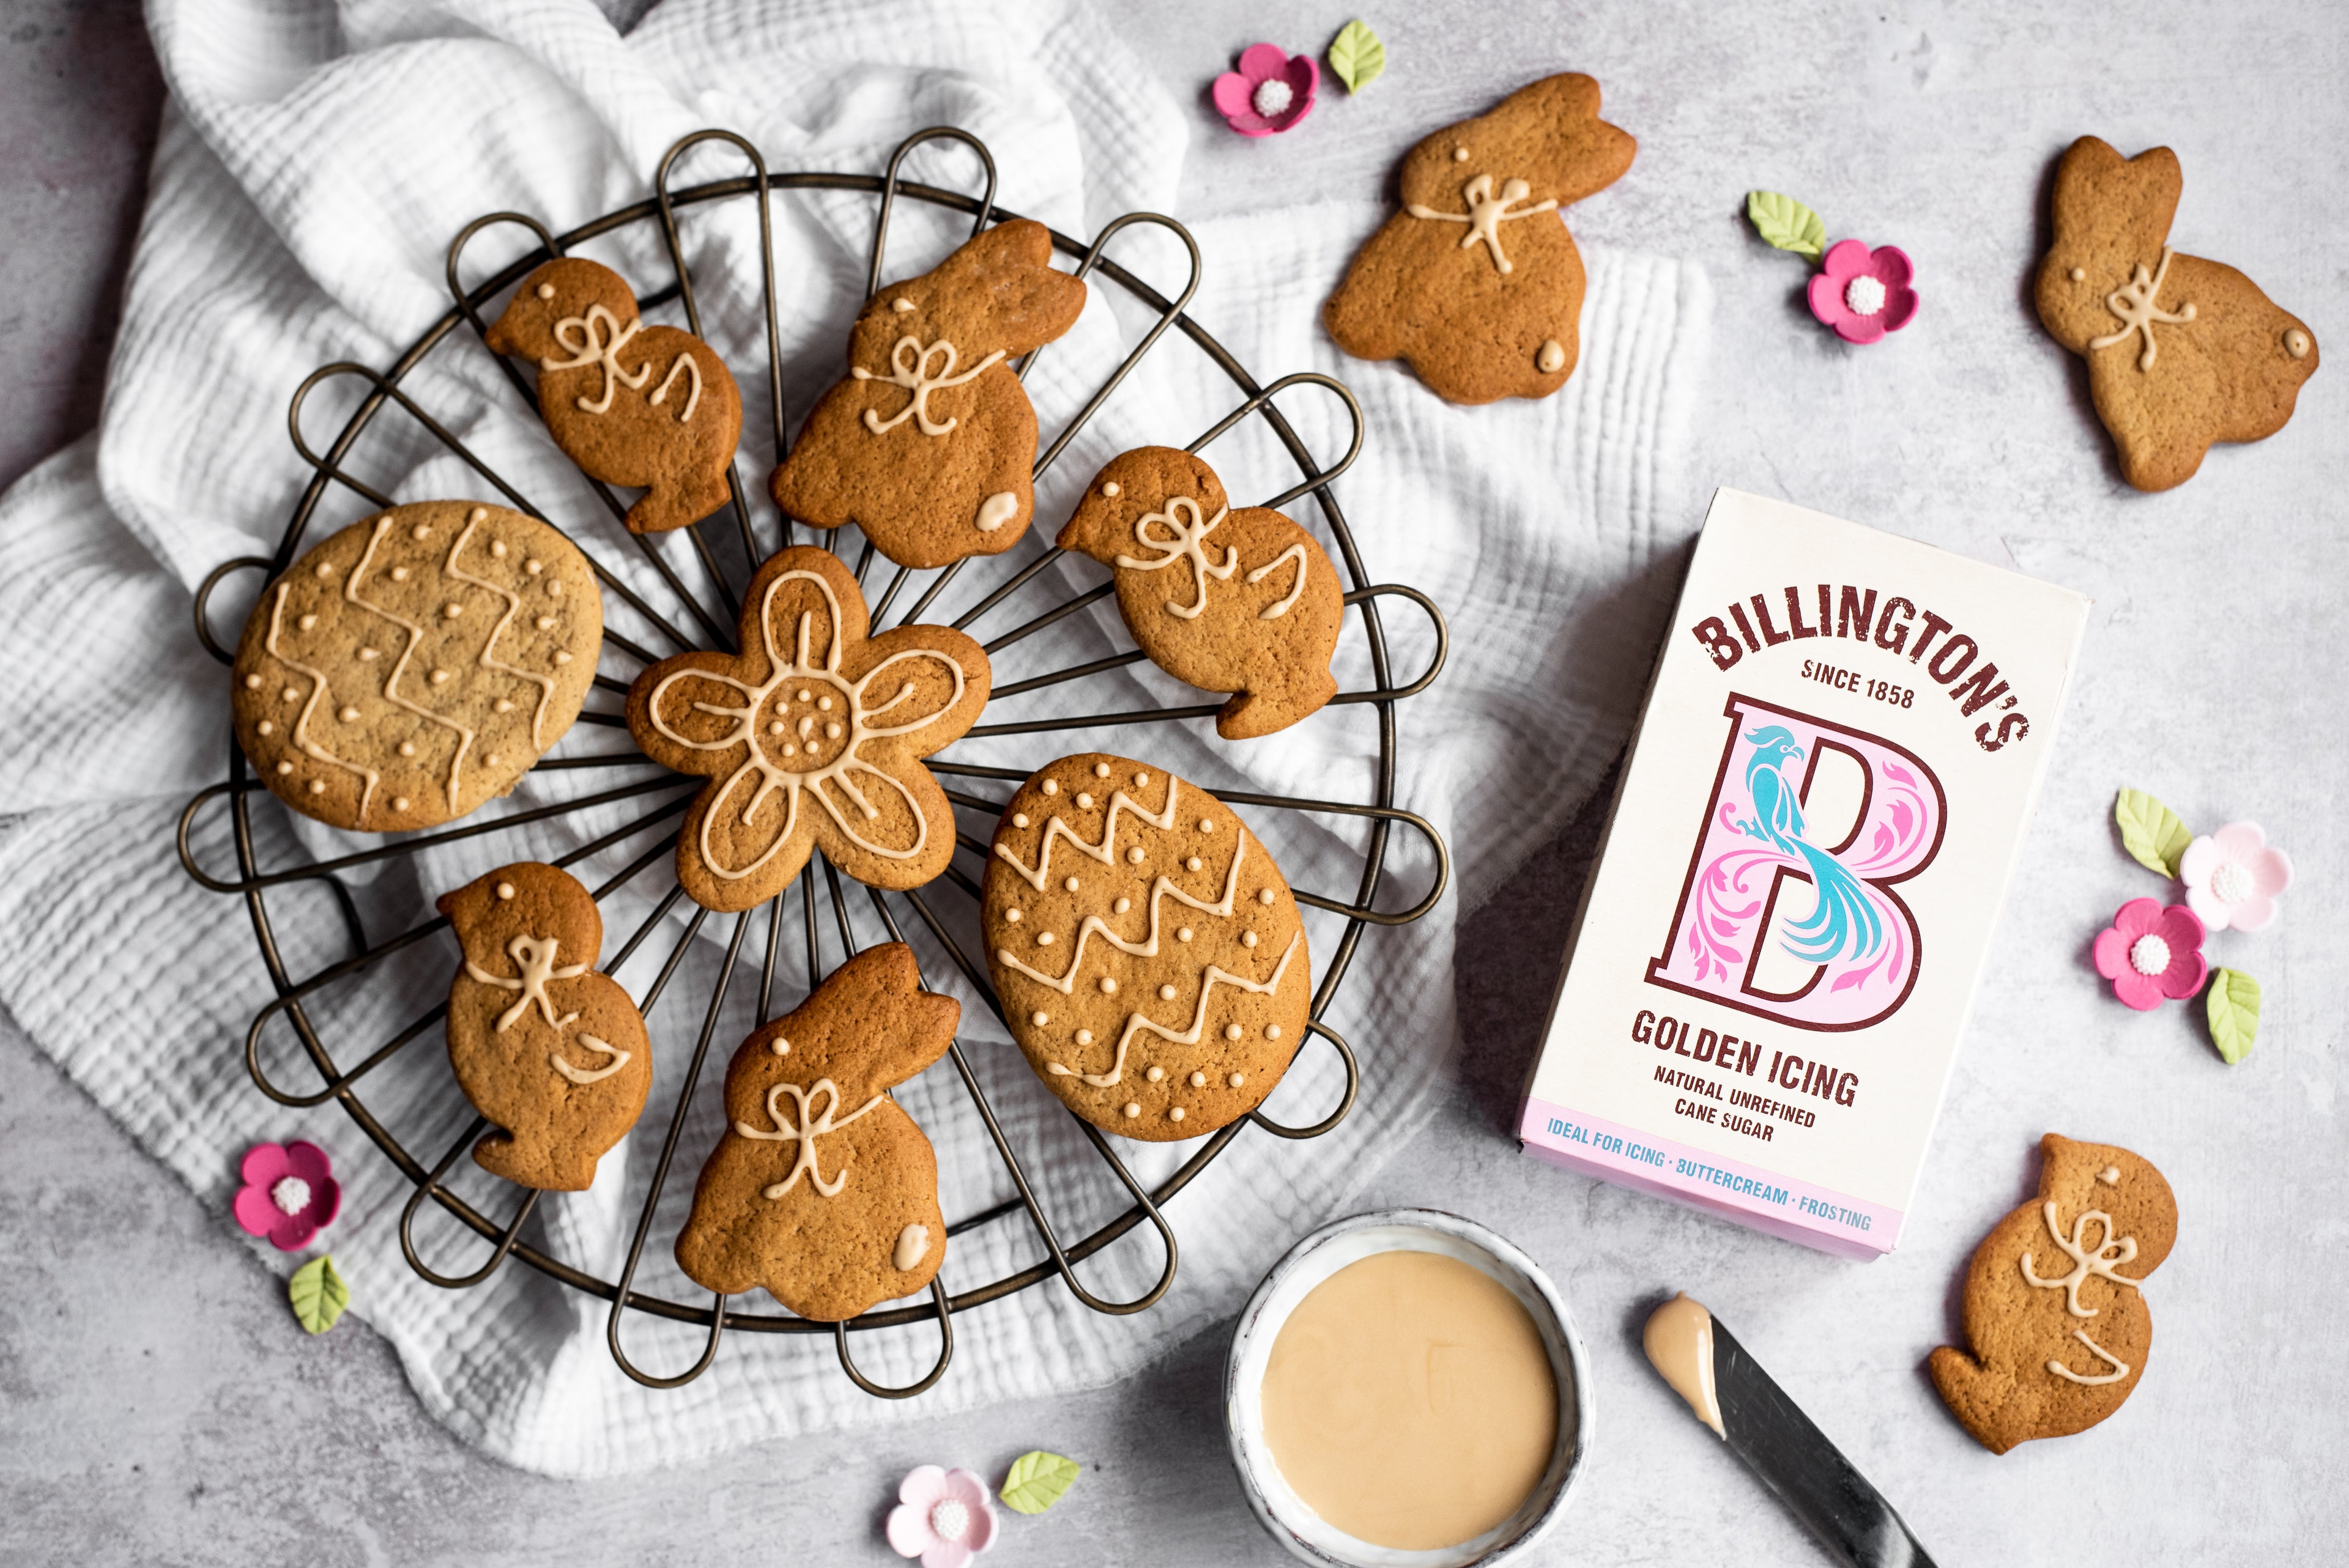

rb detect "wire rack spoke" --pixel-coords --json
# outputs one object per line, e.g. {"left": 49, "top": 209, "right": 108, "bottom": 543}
{"left": 399, "top": 1115, "right": 544, "bottom": 1289}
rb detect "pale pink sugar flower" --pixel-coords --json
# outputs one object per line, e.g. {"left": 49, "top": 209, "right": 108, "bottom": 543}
{"left": 2180, "top": 821, "right": 2292, "bottom": 933}
{"left": 888, "top": 1466, "right": 998, "bottom": 1568}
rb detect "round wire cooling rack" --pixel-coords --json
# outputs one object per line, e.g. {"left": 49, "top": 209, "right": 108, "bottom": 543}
{"left": 177, "top": 127, "right": 1452, "bottom": 1397}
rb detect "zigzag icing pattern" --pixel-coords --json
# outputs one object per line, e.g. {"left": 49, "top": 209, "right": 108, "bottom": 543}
{"left": 345, "top": 515, "right": 475, "bottom": 814}
{"left": 443, "top": 506, "right": 556, "bottom": 747}
{"left": 1055, "top": 933, "right": 1301, "bottom": 1089}
{"left": 265, "top": 582, "right": 380, "bottom": 821}
{"left": 990, "top": 777, "right": 1184, "bottom": 892}
{"left": 995, "top": 831, "right": 1249, "bottom": 993}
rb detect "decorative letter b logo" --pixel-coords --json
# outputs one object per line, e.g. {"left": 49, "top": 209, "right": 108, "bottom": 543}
{"left": 1646, "top": 695, "right": 1946, "bottom": 1032}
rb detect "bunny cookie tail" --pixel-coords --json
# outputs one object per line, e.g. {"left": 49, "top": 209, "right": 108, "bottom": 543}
{"left": 628, "top": 467, "right": 733, "bottom": 534}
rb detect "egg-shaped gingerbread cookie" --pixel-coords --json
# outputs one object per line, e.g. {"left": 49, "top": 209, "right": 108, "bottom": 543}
{"left": 231, "top": 501, "right": 604, "bottom": 832}
{"left": 981, "top": 753, "right": 1312, "bottom": 1141}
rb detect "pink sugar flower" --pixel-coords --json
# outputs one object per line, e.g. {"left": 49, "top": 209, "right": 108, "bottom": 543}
{"left": 1808, "top": 240, "right": 1918, "bottom": 344}
{"left": 232, "top": 1141, "right": 341, "bottom": 1251}
{"left": 2180, "top": 821, "right": 2293, "bottom": 933}
{"left": 888, "top": 1466, "right": 998, "bottom": 1568}
{"left": 2091, "top": 898, "right": 2208, "bottom": 1011}
{"left": 1211, "top": 44, "right": 1318, "bottom": 137}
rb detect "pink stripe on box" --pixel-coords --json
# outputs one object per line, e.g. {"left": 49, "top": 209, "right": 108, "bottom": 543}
{"left": 1518, "top": 1097, "right": 1904, "bottom": 1260}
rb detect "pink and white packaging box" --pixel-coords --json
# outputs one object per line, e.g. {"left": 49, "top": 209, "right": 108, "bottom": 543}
{"left": 1518, "top": 489, "right": 2091, "bottom": 1258}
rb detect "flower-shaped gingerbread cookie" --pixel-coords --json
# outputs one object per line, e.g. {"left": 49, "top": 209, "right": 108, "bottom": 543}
{"left": 484, "top": 257, "right": 744, "bottom": 534}
{"left": 769, "top": 218, "right": 1087, "bottom": 569}
{"left": 1055, "top": 447, "right": 1342, "bottom": 739}
{"left": 626, "top": 546, "right": 990, "bottom": 911}
{"left": 1324, "top": 73, "right": 1635, "bottom": 404}
{"left": 2036, "top": 137, "right": 2317, "bottom": 492}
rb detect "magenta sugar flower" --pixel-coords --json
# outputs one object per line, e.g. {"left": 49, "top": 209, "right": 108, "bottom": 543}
{"left": 1212, "top": 44, "right": 1317, "bottom": 137}
{"left": 2180, "top": 821, "right": 2292, "bottom": 933}
{"left": 1808, "top": 240, "right": 1918, "bottom": 344}
{"left": 2091, "top": 898, "right": 2208, "bottom": 1011}
{"left": 888, "top": 1466, "right": 998, "bottom": 1568}
{"left": 232, "top": 1141, "right": 340, "bottom": 1251}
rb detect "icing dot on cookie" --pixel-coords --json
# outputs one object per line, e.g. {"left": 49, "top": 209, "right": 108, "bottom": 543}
{"left": 443, "top": 603, "right": 463, "bottom": 619}
{"left": 314, "top": 562, "right": 335, "bottom": 580}
{"left": 1186, "top": 857, "right": 1203, "bottom": 872}
{"left": 536, "top": 616, "right": 555, "bottom": 631}
{"left": 1243, "top": 931, "right": 1259, "bottom": 948}
{"left": 1225, "top": 1024, "right": 1242, "bottom": 1040}
{"left": 412, "top": 523, "right": 431, "bottom": 541}
{"left": 256, "top": 720, "right": 273, "bottom": 735}
{"left": 1113, "top": 897, "right": 1131, "bottom": 914}
{"left": 1099, "top": 977, "right": 1118, "bottom": 994}
{"left": 825, "top": 720, "right": 841, "bottom": 738}
{"left": 359, "top": 648, "right": 379, "bottom": 661}
{"left": 1006, "top": 908, "right": 1022, "bottom": 922}
{"left": 1190, "top": 1071, "right": 1207, "bottom": 1087}
{"left": 431, "top": 668, "right": 451, "bottom": 684}
{"left": 390, "top": 566, "right": 409, "bottom": 581}
{"left": 399, "top": 741, "right": 417, "bottom": 757}
{"left": 1266, "top": 1024, "right": 1282, "bottom": 1041}
{"left": 338, "top": 706, "right": 359, "bottom": 722}
{"left": 484, "top": 753, "right": 500, "bottom": 766}
{"left": 1537, "top": 338, "right": 1566, "bottom": 374}
{"left": 1159, "top": 984, "right": 1178, "bottom": 1000}
{"left": 547, "top": 581, "right": 562, "bottom": 597}
{"left": 771, "top": 1037, "right": 790, "bottom": 1056}
{"left": 308, "top": 780, "right": 325, "bottom": 796}
{"left": 1452, "top": 146, "right": 1470, "bottom": 162}
{"left": 1032, "top": 1010, "right": 1050, "bottom": 1026}
{"left": 817, "top": 696, "right": 833, "bottom": 712}
{"left": 892, "top": 297, "right": 915, "bottom": 313}
{"left": 244, "top": 674, "right": 264, "bottom": 689}
{"left": 281, "top": 687, "right": 299, "bottom": 703}
{"left": 2287, "top": 328, "right": 2313, "bottom": 359}
{"left": 1042, "top": 778, "right": 1058, "bottom": 796}
{"left": 1037, "top": 931, "right": 1053, "bottom": 945}
{"left": 297, "top": 613, "right": 318, "bottom": 631}
{"left": 275, "top": 761, "right": 293, "bottom": 775}
{"left": 496, "top": 699, "right": 516, "bottom": 714}
{"left": 1258, "top": 889, "right": 1275, "bottom": 905}
{"left": 2069, "top": 266, "right": 2088, "bottom": 282}
{"left": 1178, "top": 928, "right": 1193, "bottom": 942}
{"left": 1012, "top": 813, "right": 1030, "bottom": 828}
{"left": 782, "top": 742, "right": 798, "bottom": 757}
{"left": 1198, "top": 819, "right": 1212, "bottom": 833}
{"left": 1093, "top": 762, "right": 1111, "bottom": 778}
{"left": 525, "top": 559, "right": 543, "bottom": 575}
{"left": 1169, "top": 1106, "right": 1186, "bottom": 1122}
{"left": 1134, "top": 772, "right": 1148, "bottom": 787}
{"left": 1076, "top": 1029, "right": 1093, "bottom": 1045}
{"left": 491, "top": 540, "right": 507, "bottom": 558}
{"left": 1127, "top": 846, "right": 1146, "bottom": 864}
{"left": 1077, "top": 793, "right": 1093, "bottom": 809}
{"left": 768, "top": 720, "right": 786, "bottom": 735}
{"left": 1146, "top": 1065, "right": 1165, "bottom": 1082}
{"left": 1230, "top": 1073, "right": 1245, "bottom": 1088}
{"left": 393, "top": 796, "right": 409, "bottom": 812}
{"left": 1123, "top": 1102, "right": 1141, "bottom": 1119}
{"left": 495, "top": 882, "right": 516, "bottom": 900}
{"left": 1064, "top": 876, "right": 1080, "bottom": 892}
{"left": 555, "top": 651, "right": 573, "bottom": 664}
{"left": 535, "top": 283, "right": 555, "bottom": 299}
{"left": 1102, "top": 481, "right": 1121, "bottom": 497}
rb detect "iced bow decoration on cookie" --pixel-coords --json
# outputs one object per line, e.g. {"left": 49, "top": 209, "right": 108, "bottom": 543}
{"left": 437, "top": 862, "right": 653, "bottom": 1191}
{"left": 2035, "top": 137, "right": 2318, "bottom": 492}
{"left": 770, "top": 218, "right": 1087, "bottom": 569}
{"left": 1930, "top": 1134, "right": 2177, "bottom": 1453}
{"left": 1056, "top": 447, "right": 1342, "bottom": 739}
{"left": 674, "top": 942, "right": 957, "bottom": 1322}
{"left": 484, "top": 256, "right": 745, "bottom": 533}
{"left": 1324, "top": 72, "right": 1635, "bottom": 404}
{"left": 626, "top": 546, "right": 990, "bottom": 912}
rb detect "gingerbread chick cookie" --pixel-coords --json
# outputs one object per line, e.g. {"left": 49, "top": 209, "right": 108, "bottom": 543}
{"left": 981, "top": 754, "right": 1312, "bottom": 1141}
{"left": 674, "top": 942, "right": 955, "bottom": 1322}
{"left": 1929, "top": 1133, "right": 2177, "bottom": 1454}
{"left": 483, "top": 257, "right": 744, "bottom": 533}
{"left": 626, "top": 545, "right": 990, "bottom": 912}
{"left": 2036, "top": 137, "right": 2318, "bottom": 492}
{"left": 1056, "top": 448, "right": 1343, "bottom": 740}
{"left": 1324, "top": 73, "right": 1636, "bottom": 405}
{"left": 437, "top": 862, "right": 652, "bottom": 1192}
{"left": 231, "top": 501, "right": 604, "bottom": 832}
{"left": 769, "top": 218, "right": 1087, "bottom": 569}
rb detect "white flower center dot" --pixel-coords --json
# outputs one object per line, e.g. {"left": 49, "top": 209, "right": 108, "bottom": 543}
{"left": 1252, "top": 78, "right": 1294, "bottom": 118}
{"left": 929, "top": 1500, "right": 969, "bottom": 1542}
{"left": 270, "top": 1176, "right": 311, "bottom": 1216}
{"left": 1844, "top": 275, "right": 1888, "bottom": 316}
{"left": 2128, "top": 934, "right": 2171, "bottom": 977}
{"left": 2212, "top": 862, "right": 2253, "bottom": 904}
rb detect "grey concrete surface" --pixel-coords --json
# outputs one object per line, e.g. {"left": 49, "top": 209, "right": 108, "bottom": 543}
{"left": 6, "top": 1, "right": 2349, "bottom": 1564}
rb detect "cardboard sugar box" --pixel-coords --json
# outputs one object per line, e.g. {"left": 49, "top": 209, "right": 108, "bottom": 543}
{"left": 1518, "top": 489, "right": 2091, "bottom": 1258}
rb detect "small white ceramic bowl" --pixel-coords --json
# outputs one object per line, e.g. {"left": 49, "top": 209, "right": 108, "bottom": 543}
{"left": 1224, "top": 1208, "right": 1593, "bottom": 1568}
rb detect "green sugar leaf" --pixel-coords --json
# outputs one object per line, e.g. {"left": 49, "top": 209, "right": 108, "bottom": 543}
{"left": 289, "top": 1254, "right": 350, "bottom": 1335}
{"left": 1746, "top": 191, "right": 1826, "bottom": 259}
{"left": 2115, "top": 788, "right": 2192, "bottom": 878}
{"left": 1327, "top": 20, "right": 1386, "bottom": 94}
{"left": 2206, "top": 969, "right": 2261, "bottom": 1065}
{"left": 999, "top": 1450, "right": 1081, "bottom": 1515}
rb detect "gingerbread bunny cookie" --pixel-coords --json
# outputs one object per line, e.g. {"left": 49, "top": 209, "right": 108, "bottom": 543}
{"left": 674, "top": 942, "right": 955, "bottom": 1321}
{"left": 769, "top": 218, "right": 1087, "bottom": 569}
{"left": 1056, "top": 448, "right": 1343, "bottom": 740}
{"left": 437, "top": 862, "right": 652, "bottom": 1192}
{"left": 2036, "top": 137, "right": 2318, "bottom": 492}
{"left": 625, "top": 545, "right": 990, "bottom": 912}
{"left": 1929, "top": 1133, "right": 2177, "bottom": 1454}
{"left": 483, "top": 257, "right": 744, "bottom": 533}
{"left": 1324, "top": 73, "right": 1636, "bottom": 405}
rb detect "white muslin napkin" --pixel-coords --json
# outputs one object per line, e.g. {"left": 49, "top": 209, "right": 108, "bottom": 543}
{"left": 0, "top": 0, "right": 1708, "bottom": 1475}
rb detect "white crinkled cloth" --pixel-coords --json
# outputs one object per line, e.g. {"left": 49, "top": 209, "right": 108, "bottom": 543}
{"left": 0, "top": 0, "right": 1708, "bottom": 1474}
